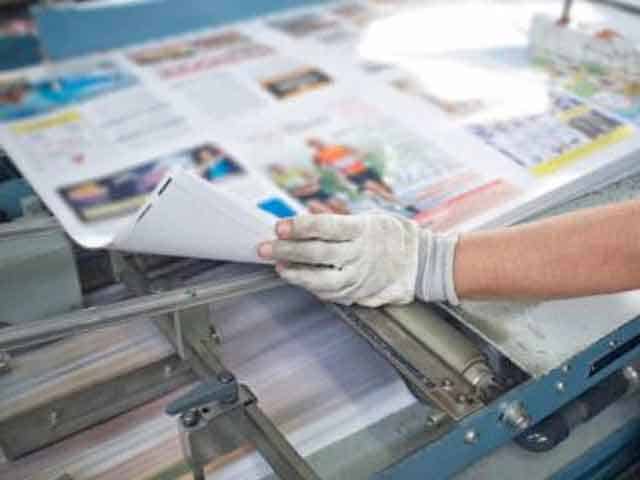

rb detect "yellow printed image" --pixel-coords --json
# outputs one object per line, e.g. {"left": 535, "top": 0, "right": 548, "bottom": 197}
{"left": 11, "top": 110, "right": 81, "bottom": 135}
{"left": 468, "top": 93, "right": 634, "bottom": 175}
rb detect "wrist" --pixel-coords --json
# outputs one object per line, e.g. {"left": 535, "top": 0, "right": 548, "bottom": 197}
{"left": 415, "top": 229, "right": 460, "bottom": 305}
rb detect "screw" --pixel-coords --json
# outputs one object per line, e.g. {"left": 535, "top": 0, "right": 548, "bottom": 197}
{"left": 181, "top": 409, "right": 201, "bottom": 428}
{"left": 218, "top": 371, "right": 235, "bottom": 384}
{"left": 464, "top": 430, "right": 478, "bottom": 444}
{"left": 0, "top": 351, "right": 10, "bottom": 374}
{"left": 555, "top": 381, "right": 565, "bottom": 393}
{"left": 624, "top": 365, "right": 640, "bottom": 388}
{"left": 441, "top": 379, "right": 453, "bottom": 389}
{"left": 49, "top": 410, "right": 59, "bottom": 428}
{"left": 209, "top": 326, "right": 221, "bottom": 344}
{"left": 609, "top": 340, "right": 618, "bottom": 348}
{"left": 426, "top": 410, "right": 447, "bottom": 427}
{"left": 561, "top": 364, "right": 571, "bottom": 374}
{"left": 501, "top": 402, "right": 531, "bottom": 431}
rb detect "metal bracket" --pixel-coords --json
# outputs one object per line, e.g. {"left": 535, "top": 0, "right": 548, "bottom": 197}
{"left": 166, "top": 371, "right": 245, "bottom": 480}
{"left": 166, "top": 372, "right": 320, "bottom": 480}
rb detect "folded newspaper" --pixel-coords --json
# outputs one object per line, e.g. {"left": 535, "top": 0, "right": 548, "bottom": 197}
{"left": 1, "top": 2, "right": 639, "bottom": 263}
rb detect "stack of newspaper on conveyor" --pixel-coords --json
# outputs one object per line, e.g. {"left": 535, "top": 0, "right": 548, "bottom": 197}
{"left": 2, "top": 1, "right": 640, "bottom": 479}
{"left": 0, "top": 264, "right": 418, "bottom": 480}
{"left": 1, "top": 1, "right": 640, "bottom": 262}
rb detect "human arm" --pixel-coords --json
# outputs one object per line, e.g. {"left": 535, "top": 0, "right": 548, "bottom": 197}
{"left": 257, "top": 199, "right": 640, "bottom": 306}
{"left": 455, "top": 199, "right": 640, "bottom": 300}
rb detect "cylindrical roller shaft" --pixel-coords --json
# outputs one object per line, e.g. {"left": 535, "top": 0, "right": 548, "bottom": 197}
{"left": 385, "top": 303, "right": 496, "bottom": 394}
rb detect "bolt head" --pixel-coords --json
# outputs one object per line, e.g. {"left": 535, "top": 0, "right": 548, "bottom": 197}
{"left": 181, "top": 409, "right": 201, "bottom": 428}
{"left": 464, "top": 430, "right": 478, "bottom": 444}
{"left": 0, "top": 351, "right": 11, "bottom": 373}
{"left": 218, "top": 371, "right": 235, "bottom": 384}
{"left": 555, "top": 381, "right": 566, "bottom": 393}
{"left": 49, "top": 410, "right": 58, "bottom": 428}
{"left": 426, "top": 411, "right": 447, "bottom": 427}
{"left": 501, "top": 401, "right": 531, "bottom": 431}
{"left": 624, "top": 365, "right": 639, "bottom": 384}
{"left": 561, "top": 364, "right": 571, "bottom": 374}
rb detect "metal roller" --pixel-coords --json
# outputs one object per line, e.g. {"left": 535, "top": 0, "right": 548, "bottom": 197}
{"left": 385, "top": 303, "right": 498, "bottom": 398}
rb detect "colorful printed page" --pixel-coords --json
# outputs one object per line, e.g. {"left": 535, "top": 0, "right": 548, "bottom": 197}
{"left": 3, "top": 0, "right": 640, "bottom": 264}
{"left": 214, "top": 86, "right": 524, "bottom": 233}
{"left": 122, "top": 24, "right": 336, "bottom": 123}
{"left": 259, "top": 1, "right": 640, "bottom": 233}
{"left": 530, "top": 14, "right": 640, "bottom": 126}
{"left": 332, "top": 3, "right": 640, "bottom": 184}
{"left": 0, "top": 54, "right": 298, "bottom": 261}
{"left": 116, "top": 11, "right": 529, "bottom": 234}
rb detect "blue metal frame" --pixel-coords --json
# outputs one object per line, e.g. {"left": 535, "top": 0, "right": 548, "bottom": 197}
{"left": 376, "top": 314, "right": 640, "bottom": 479}
{"left": 33, "top": 0, "right": 326, "bottom": 61}
{"left": 550, "top": 417, "right": 640, "bottom": 480}
{"left": 0, "top": 36, "right": 40, "bottom": 69}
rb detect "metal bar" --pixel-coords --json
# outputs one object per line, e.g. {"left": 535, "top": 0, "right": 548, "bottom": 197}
{"left": 600, "top": 0, "right": 640, "bottom": 15}
{"left": 0, "top": 216, "right": 60, "bottom": 240}
{"left": 0, "top": 355, "right": 194, "bottom": 460}
{"left": 154, "top": 316, "right": 209, "bottom": 375}
{"left": 173, "top": 311, "right": 185, "bottom": 359}
{"left": 560, "top": 0, "right": 574, "bottom": 23}
{"left": 0, "top": 269, "right": 285, "bottom": 351}
{"left": 244, "top": 400, "right": 322, "bottom": 480}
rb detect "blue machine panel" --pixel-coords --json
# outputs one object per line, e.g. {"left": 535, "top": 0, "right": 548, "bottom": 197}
{"left": 34, "top": 0, "right": 326, "bottom": 60}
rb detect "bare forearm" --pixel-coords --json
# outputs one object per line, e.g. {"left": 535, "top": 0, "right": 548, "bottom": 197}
{"left": 454, "top": 200, "right": 640, "bottom": 300}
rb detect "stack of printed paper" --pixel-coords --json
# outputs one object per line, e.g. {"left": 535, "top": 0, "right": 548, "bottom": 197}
{"left": 0, "top": 274, "right": 416, "bottom": 480}
{"left": 1, "top": 0, "right": 639, "bottom": 261}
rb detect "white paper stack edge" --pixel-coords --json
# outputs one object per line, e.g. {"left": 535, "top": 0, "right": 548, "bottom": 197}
{"left": 464, "top": 137, "right": 640, "bottom": 232}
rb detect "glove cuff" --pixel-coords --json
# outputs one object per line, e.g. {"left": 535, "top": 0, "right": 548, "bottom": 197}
{"left": 415, "top": 229, "right": 460, "bottom": 305}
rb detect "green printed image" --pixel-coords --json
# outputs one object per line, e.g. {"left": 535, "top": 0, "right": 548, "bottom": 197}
{"left": 533, "top": 55, "right": 640, "bottom": 125}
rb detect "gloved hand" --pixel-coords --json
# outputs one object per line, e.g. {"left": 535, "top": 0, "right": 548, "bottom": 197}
{"left": 257, "top": 214, "right": 460, "bottom": 307}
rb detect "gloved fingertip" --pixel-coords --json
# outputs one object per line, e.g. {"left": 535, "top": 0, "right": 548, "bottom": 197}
{"left": 275, "top": 261, "right": 287, "bottom": 273}
{"left": 257, "top": 242, "right": 273, "bottom": 259}
{"left": 276, "top": 219, "right": 293, "bottom": 239}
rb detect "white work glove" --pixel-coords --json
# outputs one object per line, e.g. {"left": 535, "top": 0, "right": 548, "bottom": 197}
{"left": 257, "top": 214, "right": 460, "bottom": 308}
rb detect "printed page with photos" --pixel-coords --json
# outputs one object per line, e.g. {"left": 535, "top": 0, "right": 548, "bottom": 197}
{"left": 0, "top": 53, "right": 299, "bottom": 262}
{"left": 2, "top": 0, "right": 640, "bottom": 262}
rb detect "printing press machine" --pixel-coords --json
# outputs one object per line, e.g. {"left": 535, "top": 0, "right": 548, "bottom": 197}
{"left": 3, "top": 0, "right": 640, "bottom": 479}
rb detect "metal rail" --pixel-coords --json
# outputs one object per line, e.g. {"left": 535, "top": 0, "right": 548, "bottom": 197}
{"left": 0, "top": 216, "right": 60, "bottom": 240}
{"left": 560, "top": 0, "right": 574, "bottom": 23}
{"left": 0, "top": 269, "right": 285, "bottom": 351}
